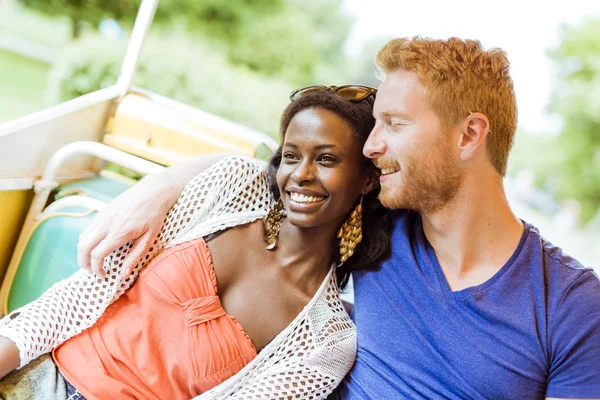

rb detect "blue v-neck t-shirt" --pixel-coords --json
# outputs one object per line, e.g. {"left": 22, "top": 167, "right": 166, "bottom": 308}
{"left": 340, "top": 211, "right": 600, "bottom": 399}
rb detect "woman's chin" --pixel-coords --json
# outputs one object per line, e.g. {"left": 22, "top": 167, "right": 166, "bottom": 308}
{"left": 285, "top": 214, "right": 325, "bottom": 230}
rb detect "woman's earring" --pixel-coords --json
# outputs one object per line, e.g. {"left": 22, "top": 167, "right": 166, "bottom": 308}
{"left": 263, "top": 199, "right": 285, "bottom": 250}
{"left": 337, "top": 196, "right": 363, "bottom": 266}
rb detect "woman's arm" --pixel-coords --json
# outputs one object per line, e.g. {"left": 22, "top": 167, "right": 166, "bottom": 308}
{"left": 0, "top": 335, "right": 19, "bottom": 379}
{"left": 0, "top": 156, "right": 265, "bottom": 374}
{"left": 78, "top": 152, "right": 235, "bottom": 276}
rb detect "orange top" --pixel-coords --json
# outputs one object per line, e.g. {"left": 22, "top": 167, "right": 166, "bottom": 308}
{"left": 53, "top": 238, "right": 257, "bottom": 400}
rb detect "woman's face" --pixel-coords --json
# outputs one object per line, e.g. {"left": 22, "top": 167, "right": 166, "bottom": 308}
{"left": 277, "top": 107, "right": 373, "bottom": 230}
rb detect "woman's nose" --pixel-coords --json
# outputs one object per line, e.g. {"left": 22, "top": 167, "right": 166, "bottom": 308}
{"left": 291, "top": 160, "right": 315, "bottom": 184}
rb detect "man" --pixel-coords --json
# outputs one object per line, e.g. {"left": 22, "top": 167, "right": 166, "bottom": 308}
{"left": 338, "top": 37, "right": 600, "bottom": 399}
{"left": 78, "top": 37, "right": 600, "bottom": 398}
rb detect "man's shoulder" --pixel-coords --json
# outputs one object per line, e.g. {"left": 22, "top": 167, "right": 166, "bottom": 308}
{"left": 526, "top": 223, "right": 596, "bottom": 282}
{"left": 524, "top": 222, "right": 600, "bottom": 309}
{"left": 532, "top": 226, "right": 600, "bottom": 397}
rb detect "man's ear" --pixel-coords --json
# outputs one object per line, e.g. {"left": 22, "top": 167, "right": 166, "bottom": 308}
{"left": 459, "top": 112, "right": 490, "bottom": 161}
{"left": 362, "top": 167, "right": 380, "bottom": 194}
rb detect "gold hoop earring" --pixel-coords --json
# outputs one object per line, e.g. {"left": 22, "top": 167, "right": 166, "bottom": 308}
{"left": 337, "top": 196, "right": 363, "bottom": 266}
{"left": 263, "top": 199, "right": 285, "bottom": 250}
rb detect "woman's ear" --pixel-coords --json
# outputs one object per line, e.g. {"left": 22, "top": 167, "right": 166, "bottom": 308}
{"left": 361, "top": 167, "right": 380, "bottom": 195}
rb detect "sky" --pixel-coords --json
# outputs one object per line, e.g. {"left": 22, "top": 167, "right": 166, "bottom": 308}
{"left": 342, "top": 0, "right": 600, "bottom": 135}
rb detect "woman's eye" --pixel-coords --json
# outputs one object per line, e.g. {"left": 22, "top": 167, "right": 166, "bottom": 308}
{"left": 318, "top": 155, "right": 337, "bottom": 163}
{"left": 283, "top": 152, "right": 298, "bottom": 160}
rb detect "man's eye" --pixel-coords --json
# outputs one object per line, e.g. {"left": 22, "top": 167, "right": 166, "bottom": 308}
{"left": 390, "top": 122, "right": 405, "bottom": 128}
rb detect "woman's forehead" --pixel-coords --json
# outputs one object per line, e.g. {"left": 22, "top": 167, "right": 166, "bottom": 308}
{"left": 286, "top": 108, "right": 355, "bottom": 140}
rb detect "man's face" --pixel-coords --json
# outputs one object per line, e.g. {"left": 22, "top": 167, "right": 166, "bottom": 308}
{"left": 364, "top": 69, "right": 462, "bottom": 213}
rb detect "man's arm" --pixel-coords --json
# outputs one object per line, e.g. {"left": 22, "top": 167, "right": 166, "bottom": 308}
{"left": 545, "top": 271, "right": 600, "bottom": 399}
{"left": 77, "top": 152, "right": 236, "bottom": 276}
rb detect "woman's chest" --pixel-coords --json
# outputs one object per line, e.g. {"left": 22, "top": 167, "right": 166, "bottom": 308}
{"left": 205, "top": 225, "right": 310, "bottom": 351}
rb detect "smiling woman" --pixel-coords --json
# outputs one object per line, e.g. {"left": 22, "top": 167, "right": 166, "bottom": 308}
{"left": 0, "top": 85, "right": 393, "bottom": 399}
{"left": 269, "top": 89, "right": 392, "bottom": 287}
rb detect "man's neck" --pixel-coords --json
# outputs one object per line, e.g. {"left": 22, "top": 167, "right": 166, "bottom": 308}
{"left": 421, "top": 175, "right": 524, "bottom": 292}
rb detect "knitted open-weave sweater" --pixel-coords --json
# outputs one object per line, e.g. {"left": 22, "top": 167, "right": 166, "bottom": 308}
{"left": 0, "top": 156, "right": 357, "bottom": 399}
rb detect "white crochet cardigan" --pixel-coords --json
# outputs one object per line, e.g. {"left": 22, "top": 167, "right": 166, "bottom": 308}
{"left": 0, "top": 156, "right": 357, "bottom": 399}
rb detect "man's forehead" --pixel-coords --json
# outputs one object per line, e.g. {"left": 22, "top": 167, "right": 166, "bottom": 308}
{"left": 374, "top": 71, "right": 426, "bottom": 116}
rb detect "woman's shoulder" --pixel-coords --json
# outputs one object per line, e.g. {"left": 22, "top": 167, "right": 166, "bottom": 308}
{"left": 301, "top": 271, "right": 357, "bottom": 376}
{"left": 183, "top": 155, "right": 271, "bottom": 204}
{"left": 212, "top": 155, "right": 269, "bottom": 177}
{"left": 307, "top": 271, "right": 356, "bottom": 336}
{"left": 214, "top": 156, "right": 272, "bottom": 202}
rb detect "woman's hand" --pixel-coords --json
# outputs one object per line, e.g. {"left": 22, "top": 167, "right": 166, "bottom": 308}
{"left": 77, "top": 173, "right": 179, "bottom": 278}
{"left": 77, "top": 153, "right": 234, "bottom": 277}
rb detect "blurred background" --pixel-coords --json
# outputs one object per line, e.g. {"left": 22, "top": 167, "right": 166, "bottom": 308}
{"left": 0, "top": 0, "right": 598, "bottom": 271}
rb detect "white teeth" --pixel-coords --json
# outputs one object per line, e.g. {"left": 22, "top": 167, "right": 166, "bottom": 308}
{"left": 381, "top": 167, "right": 400, "bottom": 175}
{"left": 290, "top": 192, "right": 325, "bottom": 203}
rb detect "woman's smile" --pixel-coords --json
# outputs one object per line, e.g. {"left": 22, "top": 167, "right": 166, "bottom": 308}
{"left": 286, "top": 190, "right": 327, "bottom": 212}
{"left": 277, "top": 107, "right": 374, "bottom": 229}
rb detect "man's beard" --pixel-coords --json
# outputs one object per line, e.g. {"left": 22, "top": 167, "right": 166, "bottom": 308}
{"left": 378, "top": 145, "right": 462, "bottom": 214}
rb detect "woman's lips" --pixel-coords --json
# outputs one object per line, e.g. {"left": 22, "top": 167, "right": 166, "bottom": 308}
{"left": 286, "top": 192, "right": 327, "bottom": 212}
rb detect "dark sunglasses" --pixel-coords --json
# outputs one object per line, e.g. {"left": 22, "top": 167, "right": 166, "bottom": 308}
{"left": 290, "top": 85, "right": 377, "bottom": 102}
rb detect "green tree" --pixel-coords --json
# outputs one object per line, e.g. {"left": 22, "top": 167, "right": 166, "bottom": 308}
{"left": 20, "top": 0, "right": 352, "bottom": 86}
{"left": 228, "top": 11, "right": 318, "bottom": 85}
{"left": 18, "top": 0, "right": 284, "bottom": 39}
{"left": 47, "top": 35, "right": 292, "bottom": 137}
{"left": 225, "top": 0, "right": 353, "bottom": 86}
{"left": 546, "top": 18, "right": 600, "bottom": 223}
{"left": 18, "top": 0, "right": 107, "bottom": 38}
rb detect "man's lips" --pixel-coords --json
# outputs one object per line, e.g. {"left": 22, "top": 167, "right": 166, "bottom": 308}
{"left": 376, "top": 165, "right": 400, "bottom": 182}
{"left": 379, "top": 166, "right": 400, "bottom": 175}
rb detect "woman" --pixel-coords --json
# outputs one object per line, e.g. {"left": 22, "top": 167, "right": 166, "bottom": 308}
{"left": 0, "top": 86, "right": 391, "bottom": 399}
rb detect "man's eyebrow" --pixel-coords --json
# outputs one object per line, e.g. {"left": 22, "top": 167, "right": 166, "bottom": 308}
{"left": 374, "top": 111, "right": 409, "bottom": 119}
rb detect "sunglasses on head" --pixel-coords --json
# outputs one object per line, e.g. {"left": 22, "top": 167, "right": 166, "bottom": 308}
{"left": 290, "top": 85, "right": 377, "bottom": 102}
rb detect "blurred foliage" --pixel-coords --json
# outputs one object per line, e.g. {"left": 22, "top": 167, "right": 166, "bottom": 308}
{"left": 228, "top": 11, "right": 318, "bottom": 84}
{"left": 0, "top": 49, "right": 50, "bottom": 122}
{"left": 543, "top": 18, "right": 600, "bottom": 223}
{"left": 47, "top": 35, "right": 292, "bottom": 138}
{"left": 508, "top": 131, "right": 562, "bottom": 184}
{"left": 21, "top": 0, "right": 352, "bottom": 86}
{"left": 44, "top": 0, "right": 355, "bottom": 138}
{"left": 17, "top": 0, "right": 283, "bottom": 39}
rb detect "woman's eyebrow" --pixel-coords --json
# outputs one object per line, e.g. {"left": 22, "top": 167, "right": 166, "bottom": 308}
{"left": 315, "top": 144, "right": 336, "bottom": 150}
{"left": 284, "top": 143, "right": 337, "bottom": 150}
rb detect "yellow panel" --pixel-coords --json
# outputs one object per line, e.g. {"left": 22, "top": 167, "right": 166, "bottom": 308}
{"left": 105, "top": 94, "right": 258, "bottom": 166}
{"left": 0, "top": 190, "right": 33, "bottom": 285}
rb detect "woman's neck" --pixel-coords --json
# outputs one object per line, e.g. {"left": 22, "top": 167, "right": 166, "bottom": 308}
{"left": 271, "top": 218, "right": 338, "bottom": 287}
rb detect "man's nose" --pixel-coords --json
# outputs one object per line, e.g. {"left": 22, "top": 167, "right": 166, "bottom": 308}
{"left": 291, "top": 160, "right": 316, "bottom": 184}
{"left": 363, "top": 125, "right": 387, "bottom": 159}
